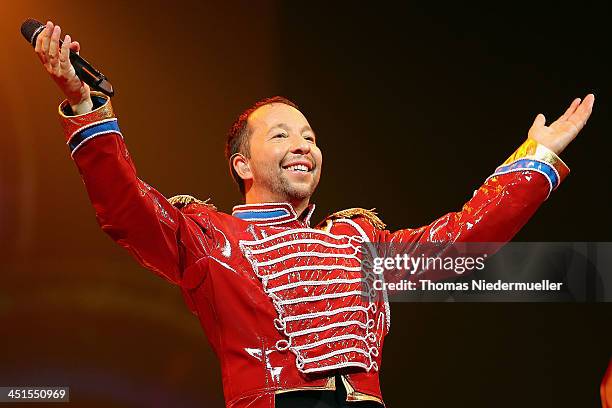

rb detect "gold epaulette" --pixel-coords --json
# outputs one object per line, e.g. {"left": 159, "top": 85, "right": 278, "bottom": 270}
{"left": 324, "top": 208, "right": 386, "bottom": 230}
{"left": 168, "top": 194, "right": 217, "bottom": 211}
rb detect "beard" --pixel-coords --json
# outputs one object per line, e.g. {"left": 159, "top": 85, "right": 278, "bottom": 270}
{"left": 257, "top": 166, "right": 318, "bottom": 201}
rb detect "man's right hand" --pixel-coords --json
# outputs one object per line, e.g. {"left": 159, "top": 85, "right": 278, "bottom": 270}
{"left": 35, "top": 21, "right": 93, "bottom": 115}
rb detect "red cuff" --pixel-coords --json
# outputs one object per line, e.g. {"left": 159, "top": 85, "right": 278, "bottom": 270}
{"left": 58, "top": 92, "right": 115, "bottom": 142}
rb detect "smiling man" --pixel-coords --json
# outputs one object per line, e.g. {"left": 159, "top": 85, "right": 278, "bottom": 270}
{"left": 226, "top": 97, "right": 322, "bottom": 216}
{"left": 33, "top": 21, "right": 594, "bottom": 408}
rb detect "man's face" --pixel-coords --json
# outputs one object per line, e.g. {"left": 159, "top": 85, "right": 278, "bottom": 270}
{"left": 243, "top": 103, "right": 322, "bottom": 202}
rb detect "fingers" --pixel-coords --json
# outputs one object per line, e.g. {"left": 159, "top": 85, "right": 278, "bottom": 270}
{"left": 557, "top": 98, "right": 581, "bottom": 122}
{"left": 567, "top": 93, "right": 595, "bottom": 130}
{"left": 34, "top": 23, "right": 44, "bottom": 53}
{"left": 59, "top": 35, "right": 71, "bottom": 71}
{"left": 40, "top": 21, "right": 53, "bottom": 64}
{"left": 35, "top": 21, "right": 78, "bottom": 77}
{"left": 531, "top": 113, "right": 546, "bottom": 129}
{"left": 528, "top": 113, "right": 546, "bottom": 140}
{"left": 69, "top": 41, "right": 80, "bottom": 54}
{"left": 35, "top": 21, "right": 52, "bottom": 63}
{"left": 49, "top": 25, "right": 62, "bottom": 70}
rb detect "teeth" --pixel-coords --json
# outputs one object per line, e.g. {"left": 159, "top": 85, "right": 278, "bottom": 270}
{"left": 286, "top": 164, "right": 309, "bottom": 172}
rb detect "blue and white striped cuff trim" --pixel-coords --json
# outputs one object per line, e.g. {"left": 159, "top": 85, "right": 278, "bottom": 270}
{"left": 68, "top": 118, "right": 122, "bottom": 155}
{"left": 487, "top": 158, "right": 560, "bottom": 196}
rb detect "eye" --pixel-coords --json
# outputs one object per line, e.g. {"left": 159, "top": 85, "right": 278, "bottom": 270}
{"left": 273, "top": 133, "right": 288, "bottom": 139}
{"left": 304, "top": 135, "right": 316, "bottom": 143}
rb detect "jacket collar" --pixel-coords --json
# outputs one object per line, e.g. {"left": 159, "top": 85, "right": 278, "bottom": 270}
{"left": 232, "top": 202, "right": 316, "bottom": 227}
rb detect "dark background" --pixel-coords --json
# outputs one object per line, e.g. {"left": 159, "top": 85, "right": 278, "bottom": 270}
{"left": 1, "top": 1, "right": 610, "bottom": 407}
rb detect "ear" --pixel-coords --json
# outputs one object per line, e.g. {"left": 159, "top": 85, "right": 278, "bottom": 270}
{"left": 231, "top": 153, "right": 253, "bottom": 181}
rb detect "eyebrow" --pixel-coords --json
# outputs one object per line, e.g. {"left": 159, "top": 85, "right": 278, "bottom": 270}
{"left": 301, "top": 125, "right": 314, "bottom": 134}
{"left": 268, "top": 123, "right": 315, "bottom": 135}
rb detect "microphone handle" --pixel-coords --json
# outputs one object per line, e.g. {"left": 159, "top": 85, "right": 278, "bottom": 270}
{"left": 60, "top": 38, "right": 114, "bottom": 97}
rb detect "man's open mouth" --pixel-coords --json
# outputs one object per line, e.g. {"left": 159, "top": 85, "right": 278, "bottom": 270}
{"left": 282, "top": 162, "right": 313, "bottom": 173}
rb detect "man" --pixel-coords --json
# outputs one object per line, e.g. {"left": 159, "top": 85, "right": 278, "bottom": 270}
{"left": 33, "top": 21, "right": 594, "bottom": 408}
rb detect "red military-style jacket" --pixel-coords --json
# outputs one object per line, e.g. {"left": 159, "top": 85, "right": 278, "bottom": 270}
{"left": 59, "top": 92, "right": 569, "bottom": 407}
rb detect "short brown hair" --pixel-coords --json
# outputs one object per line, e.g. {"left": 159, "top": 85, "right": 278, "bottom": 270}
{"left": 225, "top": 96, "right": 299, "bottom": 194}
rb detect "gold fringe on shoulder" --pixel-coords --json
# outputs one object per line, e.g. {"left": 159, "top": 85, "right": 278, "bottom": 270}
{"left": 168, "top": 194, "right": 217, "bottom": 211}
{"left": 326, "top": 208, "right": 386, "bottom": 230}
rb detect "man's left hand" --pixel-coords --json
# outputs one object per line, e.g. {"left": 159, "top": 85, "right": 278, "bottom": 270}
{"left": 528, "top": 93, "right": 595, "bottom": 155}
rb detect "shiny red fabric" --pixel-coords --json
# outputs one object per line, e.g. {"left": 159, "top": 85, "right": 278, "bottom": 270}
{"left": 602, "top": 358, "right": 612, "bottom": 408}
{"left": 60, "top": 95, "right": 567, "bottom": 407}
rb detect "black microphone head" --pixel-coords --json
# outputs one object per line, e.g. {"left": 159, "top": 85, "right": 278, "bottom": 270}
{"left": 21, "top": 18, "right": 45, "bottom": 46}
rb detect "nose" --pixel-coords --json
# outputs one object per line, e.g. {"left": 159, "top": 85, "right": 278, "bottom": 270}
{"left": 289, "top": 134, "right": 311, "bottom": 155}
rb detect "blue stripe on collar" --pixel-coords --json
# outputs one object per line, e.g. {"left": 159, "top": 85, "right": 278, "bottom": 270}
{"left": 233, "top": 208, "right": 291, "bottom": 221}
{"left": 232, "top": 202, "right": 315, "bottom": 226}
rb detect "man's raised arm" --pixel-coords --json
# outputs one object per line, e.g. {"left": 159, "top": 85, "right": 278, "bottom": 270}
{"left": 34, "top": 21, "right": 213, "bottom": 285}
{"left": 373, "top": 95, "right": 594, "bottom": 278}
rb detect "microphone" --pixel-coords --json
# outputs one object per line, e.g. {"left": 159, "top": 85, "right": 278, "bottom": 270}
{"left": 21, "top": 18, "right": 114, "bottom": 97}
